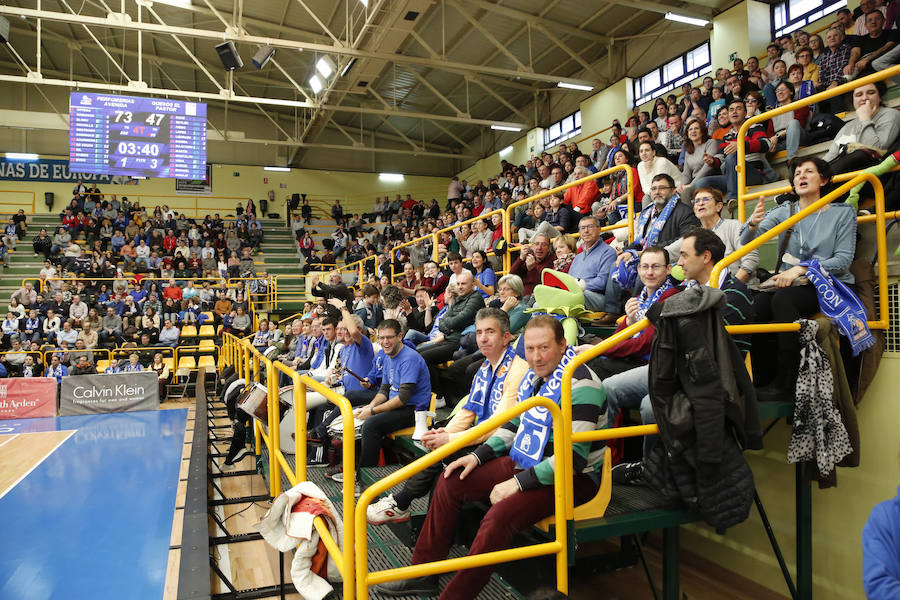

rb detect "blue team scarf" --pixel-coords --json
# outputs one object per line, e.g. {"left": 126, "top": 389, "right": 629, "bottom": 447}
{"left": 122, "top": 362, "right": 143, "bottom": 372}
{"left": 510, "top": 345, "right": 577, "bottom": 470}
{"left": 463, "top": 345, "right": 517, "bottom": 422}
{"left": 803, "top": 259, "right": 874, "bottom": 357}
{"left": 294, "top": 334, "right": 311, "bottom": 359}
{"left": 310, "top": 335, "right": 328, "bottom": 369}
{"left": 635, "top": 196, "right": 679, "bottom": 249}
{"left": 612, "top": 249, "right": 639, "bottom": 291}
{"left": 428, "top": 306, "right": 449, "bottom": 341}
{"left": 634, "top": 279, "right": 673, "bottom": 323}
{"left": 48, "top": 364, "right": 66, "bottom": 383}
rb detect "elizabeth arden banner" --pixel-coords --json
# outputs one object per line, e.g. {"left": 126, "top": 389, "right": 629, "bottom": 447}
{"left": 0, "top": 378, "right": 58, "bottom": 420}
{"left": 59, "top": 372, "right": 159, "bottom": 416}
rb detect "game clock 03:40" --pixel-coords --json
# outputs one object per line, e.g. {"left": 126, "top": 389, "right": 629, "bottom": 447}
{"left": 116, "top": 142, "right": 161, "bottom": 157}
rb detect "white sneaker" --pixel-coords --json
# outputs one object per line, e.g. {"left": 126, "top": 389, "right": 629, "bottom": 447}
{"left": 434, "top": 397, "right": 447, "bottom": 409}
{"left": 367, "top": 494, "right": 411, "bottom": 524}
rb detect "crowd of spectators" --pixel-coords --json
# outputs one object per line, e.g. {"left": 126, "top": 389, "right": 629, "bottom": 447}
{"left": 1, "top": 186, "right": 270, "bottom": 387}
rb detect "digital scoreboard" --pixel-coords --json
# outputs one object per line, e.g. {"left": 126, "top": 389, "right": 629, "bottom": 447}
{"left": 68, "top": 92, "right": 207, "bottom": 179}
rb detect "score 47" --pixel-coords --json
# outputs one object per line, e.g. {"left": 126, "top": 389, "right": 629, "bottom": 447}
{"left": 113, "top": 111, "right": 165, "bottom": 126}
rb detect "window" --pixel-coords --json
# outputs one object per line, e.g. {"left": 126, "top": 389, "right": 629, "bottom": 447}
{"left": 771, "top": 0, "right": 847, "bottom": 38}
{"left": 542, "top": 109, "right": 582, "bottom": 151}
{"left": 632, "top": 42, "right": 712, "bottom": 107}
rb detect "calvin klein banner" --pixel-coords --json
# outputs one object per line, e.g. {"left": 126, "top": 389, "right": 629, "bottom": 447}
{"left": 59, "top": 371, "right": 159, "bottom": 416}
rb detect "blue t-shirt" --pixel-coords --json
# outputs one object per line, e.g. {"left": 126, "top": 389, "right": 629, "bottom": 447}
{"left": 383, "top": 345, "right": 431, "bottom": 410}
{"left": 340, "top": 334, "right": 374, "bottom": 392}
{"left": 475, "top": 268, "right": 497, "bottom": 298}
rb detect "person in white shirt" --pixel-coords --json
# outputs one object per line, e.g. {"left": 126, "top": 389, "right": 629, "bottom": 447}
{"left": 43, "top": 309, "right": 62, "bottom": 343}
{"left": 305, "top": 315, "right": 343, "bottom": 383}
{"left": 69, "top": 295, "right": 88, "bottom": 326}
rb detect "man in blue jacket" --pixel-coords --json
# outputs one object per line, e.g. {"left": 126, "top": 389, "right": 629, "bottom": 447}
{"left": 863, "top": 483, "right": 900, "bottom": 599}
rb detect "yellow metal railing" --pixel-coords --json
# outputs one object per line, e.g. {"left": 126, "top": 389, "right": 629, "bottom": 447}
{"left": 712, "top": 172, "right": 891, "bottom": 331}
{"left": 120, "top": 194, "right": 253, "bottom": 218}
{"left": 0, "top": 190, "right": 36, "bottom": 214}
{"left": 736, "top": 64, "right": 900, "bottom": 222}
{"left": 353, "top": 396, "right": 572, "bottom": 599}
{"left": 220, "top": 332, "right": 357, "bottom": 599}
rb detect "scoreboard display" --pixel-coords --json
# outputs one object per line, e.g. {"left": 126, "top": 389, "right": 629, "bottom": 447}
{"left": 68, "top": 92, "right": 207, "bottom": 179}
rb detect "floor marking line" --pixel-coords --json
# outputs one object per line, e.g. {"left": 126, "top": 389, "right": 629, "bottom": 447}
{"left": 0, "top": 434, "right": 20, "bottom": 449}
{"left": 0, "top": 430, "right": 76, "bottom": 500}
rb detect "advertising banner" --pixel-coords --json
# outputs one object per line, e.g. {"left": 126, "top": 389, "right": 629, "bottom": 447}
{"left": 59, "top": 371, "right": 159, "bottom": 416}
{"left": 0, "top": 378, "right": 58, "bottom": 420}
{"left": 0, "top": 158, "right": 140, "bottom": 184}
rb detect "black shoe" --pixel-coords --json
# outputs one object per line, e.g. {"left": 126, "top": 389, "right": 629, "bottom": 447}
{"left": 374, "top": 575, "right": 439, "bottom": 597}
{"left": 611, "top": 461, "right": 644, "bottom": 485}
{"left": 223, "top": 447, "right": 252, "bottom": 470}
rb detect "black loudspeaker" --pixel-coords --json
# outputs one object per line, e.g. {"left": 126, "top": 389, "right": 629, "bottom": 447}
{"left": 44, "top": 192, "right": 54, "bottom": 210}
{"left": 0, "top": 16, "right": 9, "bottom": 44}
{"left": 215, "top": 41, "right": 243, "bottom": 71}
{"left": 252, "top": 45, "right": 275, "bottom": 70}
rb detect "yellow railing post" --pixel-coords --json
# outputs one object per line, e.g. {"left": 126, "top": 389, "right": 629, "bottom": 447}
{"left": 354, "top": 397, "right": 570, "bottom": 599}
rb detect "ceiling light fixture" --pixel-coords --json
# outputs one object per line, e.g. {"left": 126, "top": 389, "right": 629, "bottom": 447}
{"left": 309, "top": 74, "right": 323, "bottom": 94}
{"left": 340, "top": 58, "right": 357, "bottom": 77}
{"left": 557, "top": 82, "right": 593, "bottom": 91}
{"left": 499, "top": 145, "right": 513, "bottom": 156}
{"left": 491, "top": 125, "right": 521, "bottom": 132}
{"left": 664, "top": 12, "right": 709, "bottom": 26}
{"left": 316, "top": 56, "right": 336, "bottom": 78}
{"left": 359, "top": 0, "right": 369, "bottom": 6}
{"left": 5, "top": 152, "right": 39, "bottom": 160}
{"left": 379, "top": 173, "right": 404, "bottom": 182}
{"left": 264, "top": 166, "right": 291, "bottom": 172}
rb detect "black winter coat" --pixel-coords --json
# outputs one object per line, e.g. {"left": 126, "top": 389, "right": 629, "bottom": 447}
{"left": 643, "top": 285, "right": 763, "bottom": 531}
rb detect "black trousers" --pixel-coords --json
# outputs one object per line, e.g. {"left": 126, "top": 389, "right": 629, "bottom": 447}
{"left": 439, "top": 350, "right": 484, "bottom": 402}
{"left": 359, "top": 405, "right": 415, "bottom": 467}
{"left": 751, "top": 285, "right": 820, "bottom": 386}
{"left": 418, "top": 340, "right": 461, "bottom": 396}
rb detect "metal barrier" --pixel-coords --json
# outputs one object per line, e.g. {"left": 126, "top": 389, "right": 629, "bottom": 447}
{"left": 41, "top": 347, "right": 112, "bottom": 368}
{"left": 353, "top": 396, "right": 572, "bottom": 599}
{"left": 0, "top": 191, "right": 36, "bottom": 214}
{"left": 736, "top": 64, "right": 900, "bottom": 222}
{"left": 712, "top": 171, "right": 892, "bottom": 332}
{"left": 220, "top": 332, "right": 357, "bottom": 599}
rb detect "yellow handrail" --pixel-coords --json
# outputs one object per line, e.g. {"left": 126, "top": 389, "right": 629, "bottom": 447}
{"left": 220, "top": 331, "right": 357, "bottom": 598}
{"left": 736, "top": 64, "right": 900, "bottom": 221}
{"left": 502, "top": 163, "right": 636, "bottom": 262}
{"left": 0, "top": 191, "right": 36, "bottom": 214}
{"left": 711, "top": 171, "right": 890, "bottom": 331}
{"left": 353, "top": 395, "right": 571, "bottom": 599}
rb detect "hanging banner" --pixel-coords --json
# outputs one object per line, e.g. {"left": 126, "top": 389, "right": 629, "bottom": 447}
{"left": 59, "top": 371, "right": 159, "bottom": 416}
{"left": 0, "top": 158, "right": 140, "bottom": 184}
{"left": 0, "top": 378, "right": 58, "bottom": 420}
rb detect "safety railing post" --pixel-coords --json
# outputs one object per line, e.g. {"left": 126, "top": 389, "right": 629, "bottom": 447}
{"left": 266, "top": 357, "right": 281, "bottom": 497}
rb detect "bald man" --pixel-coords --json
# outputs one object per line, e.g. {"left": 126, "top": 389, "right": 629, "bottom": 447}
{"left": 417, "top": 269, "right": 485, "bottom": 384}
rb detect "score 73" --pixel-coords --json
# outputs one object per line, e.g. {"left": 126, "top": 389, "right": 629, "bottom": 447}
{"left": 113, "top": 111, "right": 164, "bottom": 126}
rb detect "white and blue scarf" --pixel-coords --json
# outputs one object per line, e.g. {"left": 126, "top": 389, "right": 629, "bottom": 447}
{"left": 463, "top": 345, "right": 517, "bottom": 422}
{"left": 48, "top": 364, "right": 66, "bottom": 383}
{"left": 510, "top": 345, "right": 577, "bottom": 470}
{"left": 635, "top": 196, "right": 679, "bottom": 249}
{"left": 428, "top": 305, "right": 449, "bottom": 341}
{"left": 310, "top": 335, "right": 328, "bottom": 369}
{"left": 803, "top": 259, "right": 874, "bottom": 357}
{"left": 633, "top": 279, "right": 673, "bottom": 323}
{"left": 122, "top": 362, "right": 143, "bottom": 372}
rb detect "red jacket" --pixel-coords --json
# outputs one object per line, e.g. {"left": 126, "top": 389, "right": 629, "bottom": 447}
{"left": 163, "top": 286, "right": 182, "bottom": 301}
{"left": 564, "top": 180, "right": 600, "bottom": 214}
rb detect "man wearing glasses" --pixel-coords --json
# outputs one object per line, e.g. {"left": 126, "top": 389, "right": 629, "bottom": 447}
{"left": 585, "top": 246, "right": 679, "bottom": 379}
{"left": 355, "top": 319, "right": 432, "bottom": 468}
{"left": 568, "top": 216, "right": 618, "bottom": 312}
{"left": 620, "top": 174, "right": 700, "bottom": 265}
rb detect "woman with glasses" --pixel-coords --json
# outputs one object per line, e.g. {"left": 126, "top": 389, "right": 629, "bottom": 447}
{"left": 691, "top": 187, "right": 758, "bottom": 285}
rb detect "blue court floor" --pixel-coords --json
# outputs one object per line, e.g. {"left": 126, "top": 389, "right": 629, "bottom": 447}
{"left": 0, "top": 409, "right": 187, "bottom": 600}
